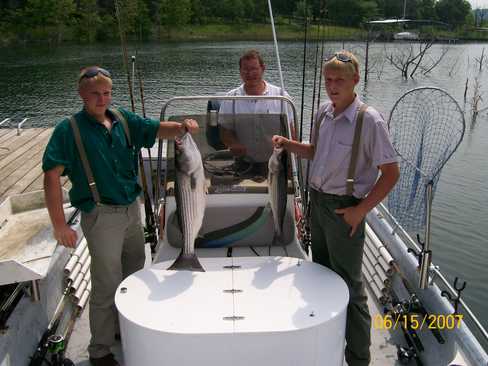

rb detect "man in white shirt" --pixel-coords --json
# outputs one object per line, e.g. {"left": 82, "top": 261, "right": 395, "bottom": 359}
{"left": 219, "top": 49, "right": 293, "bottom": 165}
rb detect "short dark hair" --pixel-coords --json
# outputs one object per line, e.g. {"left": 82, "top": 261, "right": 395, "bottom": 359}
{"left": 239, "top": 49, "right": 265, "bottom": 68}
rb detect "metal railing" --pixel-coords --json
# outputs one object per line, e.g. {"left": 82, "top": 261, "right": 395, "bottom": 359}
{"left": 0, "top": 117, "right": 29, "bottom": 135}
{"left": 157, "top": 95, "right": 304, "bottom": 235}
{"left": 376, "top": 202, "right": 488, "bottom": 343}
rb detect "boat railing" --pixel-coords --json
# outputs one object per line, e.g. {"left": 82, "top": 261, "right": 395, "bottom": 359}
{"left": 376, "top": 202, "right": 488, "bottom": 344}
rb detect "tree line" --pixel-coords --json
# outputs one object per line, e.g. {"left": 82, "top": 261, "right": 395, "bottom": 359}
{"left": 0, "top": 0, "right": 475, "bottom": 44}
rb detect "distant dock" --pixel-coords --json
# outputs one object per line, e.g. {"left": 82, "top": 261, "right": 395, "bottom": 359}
{"left": 0, "top": 128, "right": 70, "bottom": 202}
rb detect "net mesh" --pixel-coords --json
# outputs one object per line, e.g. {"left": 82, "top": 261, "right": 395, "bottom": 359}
{"left": 386, "top": 87, "right": 465, "bottom": 232}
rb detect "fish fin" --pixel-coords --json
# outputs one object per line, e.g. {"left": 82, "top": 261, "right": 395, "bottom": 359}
{"left": 167, "top": 250, "right": 205, "bottom": 272}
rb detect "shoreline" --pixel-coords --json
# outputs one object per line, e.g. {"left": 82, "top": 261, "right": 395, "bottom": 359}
{"left": 2, "top": 23, "right": 488, "bottom": 47}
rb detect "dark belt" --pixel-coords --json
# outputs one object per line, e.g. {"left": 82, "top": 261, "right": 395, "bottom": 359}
{"left": 310, "top": 188, "right": 362, "bottom": 202}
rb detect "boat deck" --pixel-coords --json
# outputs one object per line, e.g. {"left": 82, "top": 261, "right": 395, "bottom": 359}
{"left": 0, "top": 128, "right": 70, "bottom": 203}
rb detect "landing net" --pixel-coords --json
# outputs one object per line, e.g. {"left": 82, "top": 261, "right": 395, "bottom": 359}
{"left": 387, "top": 87, "right": 465, "bottom": 232}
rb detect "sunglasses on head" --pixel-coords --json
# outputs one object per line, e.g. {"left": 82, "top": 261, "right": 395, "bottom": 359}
{"left": 325, "top": 53, "right": 353, "bottom": 63}
{"left": 79, "top": 67, "right": 111, "bottom": 82}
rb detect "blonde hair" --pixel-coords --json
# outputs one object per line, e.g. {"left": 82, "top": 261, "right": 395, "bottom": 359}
{"left": 323, "top": 51, "right": 359, "bottom": 78}
{"left": 78, "top": 66, "right": 112, "bottom": 90}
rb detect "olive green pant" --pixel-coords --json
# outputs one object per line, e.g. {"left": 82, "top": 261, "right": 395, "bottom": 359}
{"left": 81, "top": 200, "right": 145, "bottom": 359}
{"left": 310, "top": 189, "right": 371, "bottom": 366}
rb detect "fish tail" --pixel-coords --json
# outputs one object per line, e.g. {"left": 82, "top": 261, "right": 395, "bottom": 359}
{"left": 167, "top": 250, "right": 205, "bottom": 272}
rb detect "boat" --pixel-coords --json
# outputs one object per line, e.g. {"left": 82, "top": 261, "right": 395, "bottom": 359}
{"left": 1, "top": 92, "right": 488, "bottom": 365}
{"left": 393, "top": 31, "right": 419, "bottom": 40}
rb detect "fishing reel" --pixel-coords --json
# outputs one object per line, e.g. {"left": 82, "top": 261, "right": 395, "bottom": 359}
{"left": 397, "top": 345, "right": 420, "bottom": 365}
{"left": 32, "top": 334, "right": 75, "bottom": 366}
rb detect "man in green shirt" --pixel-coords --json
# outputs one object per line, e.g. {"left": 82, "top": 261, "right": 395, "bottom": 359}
{"left": 43, "top": 66, "right": 198, "bottom": 366}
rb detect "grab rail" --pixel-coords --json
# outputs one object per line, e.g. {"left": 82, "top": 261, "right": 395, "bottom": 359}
{"left": 17, "top": 118, "right": 28, "bottom": 135}
{"left": 0, "top": 117, "right": 29, "bottom": 135}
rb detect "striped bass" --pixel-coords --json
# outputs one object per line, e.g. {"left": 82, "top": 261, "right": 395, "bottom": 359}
{"left": 267, "top": 146, "right": 288, "bottom": 246}
{"left": 168, "top": 133, "right": 206, "bottom": 272}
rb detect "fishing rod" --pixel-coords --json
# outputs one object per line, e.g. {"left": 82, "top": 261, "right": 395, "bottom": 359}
{"left": 134, "top": 53, "right": 157, "bottom": 247}
{"left": 29, "top": 285, "right": 71, "bottom": 366}
{"left": 267, "top": 0, "right": 304, "bottom": 214}
{"left": 315, "top": 14, "right": 327, "bottom": 113}
{"left": 134, "top": 19, "right": 157, "bottom": 244}
{"left": 114, "top": 0, "right": 135, "bottom": 112}
{"left": 299, "top": 1, "right": 309, "bottom": 144}
{"left": 43, "top": 290, "right": 89, "bottom": 366}
{"left": 302, "top": 15, "right": 323, "bottom": 211}
{"left": 114, "top": 0, "right": 157, "bottom": 248}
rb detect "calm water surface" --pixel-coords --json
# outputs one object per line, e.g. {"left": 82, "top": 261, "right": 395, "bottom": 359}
{"left": 0, "top": 41, "right": 487, "bottom": 333}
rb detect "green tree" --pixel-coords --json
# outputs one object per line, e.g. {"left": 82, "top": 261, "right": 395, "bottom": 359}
{"left": 327, "top": 0, "right": 379, "bottom": 25}
{"left": 435, "top": 0, "right": 471, "bottom": 27}
{"left": 242, "top": 0, "right": 256, "bottom": 21}
{"left": 21, "top": 0, "right": 76, "bottom": 42}
{"left": 274, "top": 1, "right": 296, "bottom": 17}
{"left": 359, "top": 0, "right": 380, "bottom": 21}
{"left": 294, "top": 0, "right": 313, "bottom": 18}
{"left": 225, "top": 0, "right": 245, "bottom": 21}
{"left": 190, "top": 0, "right": 206, "bottom": 23}
{"left": 376, "top": 0, "right": 403, "bottom": 19}
{"left": 134, "top": 0, "right": 152, "bottom": 40}
{"left": 74, "top": 0, "right": 101, "bottom": 43}
{"left": 417, "top": 0, "right": 436, "bottom": 20}
{"left": 115, "top": 0, "right": 139, "bottom": 36}
{"left": 251, "top": 0, "right": 268, "bottom": 23}
{"left": 158, "top": 0, "right": 192, "bottom": 37}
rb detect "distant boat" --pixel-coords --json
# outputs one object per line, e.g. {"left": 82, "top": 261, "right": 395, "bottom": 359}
{"left": 393, "top": 31, "right": 419, "bottom": 40}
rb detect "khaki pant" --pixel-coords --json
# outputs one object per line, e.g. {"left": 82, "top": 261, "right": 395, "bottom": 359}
{"left": 81, "top": 200, "right": 145, "bottom": 358}
{"left": 310, "top": 189, "right": 371, "bottom": 366}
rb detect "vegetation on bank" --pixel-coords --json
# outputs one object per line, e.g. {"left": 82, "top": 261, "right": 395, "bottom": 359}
{"left": 0, "top": 0, "right": 486, "bottom": 46}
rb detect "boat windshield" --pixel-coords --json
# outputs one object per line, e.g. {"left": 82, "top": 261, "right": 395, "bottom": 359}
{"left": 164, "top": 112, "right": 292, "bottom": 194}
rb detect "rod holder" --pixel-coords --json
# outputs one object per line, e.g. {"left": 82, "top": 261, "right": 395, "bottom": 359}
{"left": 418, "top": 182, "right": 433, "bottom": 289}
{"left": 418, "top": 250, "right": 432, "bottom": 289}
{"left": 30, "top": 280, "right": 41, "bottom": 302}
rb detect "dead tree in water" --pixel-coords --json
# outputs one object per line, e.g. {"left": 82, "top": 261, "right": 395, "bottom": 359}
{"left": 474, "top": 48, "right": 485, "bottom": 72}
{"left": 386, "top": 39, "right": 448, "bottom": 79}
{"left": 470, "top": 77, "right": 483, "bottom": 126}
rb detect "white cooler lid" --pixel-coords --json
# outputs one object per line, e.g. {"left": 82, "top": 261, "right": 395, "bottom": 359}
{"left": 115, "top": 256, "right": 349, "bottom": 335}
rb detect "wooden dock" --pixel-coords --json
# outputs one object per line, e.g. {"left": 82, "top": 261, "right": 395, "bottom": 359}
{"left": 0, "top": 128, "right": 70, "bottom": 203}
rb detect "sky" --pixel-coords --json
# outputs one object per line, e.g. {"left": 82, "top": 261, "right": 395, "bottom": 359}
{"left": 469, "top": 0, "right": 488, "bottom": 9}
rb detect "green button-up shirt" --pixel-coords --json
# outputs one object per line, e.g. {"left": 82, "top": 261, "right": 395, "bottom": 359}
{"left": 42, "top": 107, "right": 160, "bottom": 212}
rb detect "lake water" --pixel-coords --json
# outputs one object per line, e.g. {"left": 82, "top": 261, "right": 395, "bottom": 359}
{"left": 0, "top": 41, "right": 487, "bottom": 335}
